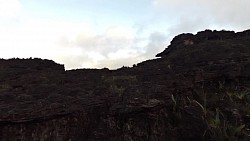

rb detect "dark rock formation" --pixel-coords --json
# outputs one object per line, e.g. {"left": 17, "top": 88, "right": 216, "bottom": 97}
{"left": 1, "top": 29, "right": 250, "bottom": 141}
{"left": 156, "top": 29, "right": 249, "bottom": 57}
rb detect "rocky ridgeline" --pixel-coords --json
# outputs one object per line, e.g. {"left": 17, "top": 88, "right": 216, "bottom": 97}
{"left": 1, "top": 30, "right": 250, "bottom": 141}
{"left": 156, "top": 29, "right": 250, "bottom": 57}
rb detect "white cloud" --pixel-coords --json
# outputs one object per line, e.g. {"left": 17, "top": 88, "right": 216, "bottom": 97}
{"left": 7, "top": 0, "right": 244, "bottom": 70}
{"left": 58, "top": 26, "right": 146, "bottom": 69}
{"left": 0, "top": 0, "right": 146, "bottom": 69}
{"left": 153, "top": 0, "right": 250, "bottom": 33}
{"left": 0, "top": 0, "right": 22, "bottom": 20}
{"left": 0, "top": 11, "right": 166, "bottom": 70}
{"left": 74, "top": 26, "right": 135, "bottom": 54}
{"left": 0, "top": 19, "right": 86, "bottom": 58}
{"left": 55, "top": 24, "right": 169, "bottom": 69}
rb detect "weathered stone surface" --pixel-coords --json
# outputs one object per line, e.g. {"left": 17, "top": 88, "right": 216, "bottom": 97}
{"left": 1, "top": 29, "right": 250, "bottom": 140}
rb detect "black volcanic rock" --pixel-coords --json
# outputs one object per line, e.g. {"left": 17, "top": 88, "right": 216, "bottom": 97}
{"left": 1, "top": 30, "right": 250, "bottom": 141}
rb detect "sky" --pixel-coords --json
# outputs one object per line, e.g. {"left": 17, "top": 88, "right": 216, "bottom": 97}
{"left": 0, "top": 0, "right": 250, "bottom": 70}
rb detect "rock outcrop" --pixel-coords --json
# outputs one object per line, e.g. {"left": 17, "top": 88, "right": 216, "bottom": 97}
{"left": 1, "top": 29, "right": 250, "bottom": 141}
{"left": 156, "top": 29, "right": 250, "bottom": 57}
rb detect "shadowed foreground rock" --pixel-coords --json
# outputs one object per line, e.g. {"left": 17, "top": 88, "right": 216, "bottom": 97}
{"left": 1, "top": 29, "right": 250, "bottom": 141}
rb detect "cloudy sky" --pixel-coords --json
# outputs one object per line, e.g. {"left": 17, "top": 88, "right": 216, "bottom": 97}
{"left": 0, "top": 0, "right": 249, "bottom": 69}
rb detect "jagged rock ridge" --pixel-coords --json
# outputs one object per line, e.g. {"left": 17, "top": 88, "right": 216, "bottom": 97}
{"left": 1, "top": 29, "right": 250, "bottom": 141}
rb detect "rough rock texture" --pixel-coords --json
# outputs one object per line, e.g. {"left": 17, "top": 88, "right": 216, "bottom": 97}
{"left": 1, "top": 30, "right": 250, "bottom": 141}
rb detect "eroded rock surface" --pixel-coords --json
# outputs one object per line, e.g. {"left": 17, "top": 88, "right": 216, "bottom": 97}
{"left": 1, "top": 30, "right": 250, "bottom": 141}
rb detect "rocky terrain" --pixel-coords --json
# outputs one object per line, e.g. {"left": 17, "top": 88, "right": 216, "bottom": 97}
{"left": 1, "top": 29, "right": 250, "bottom": 141}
